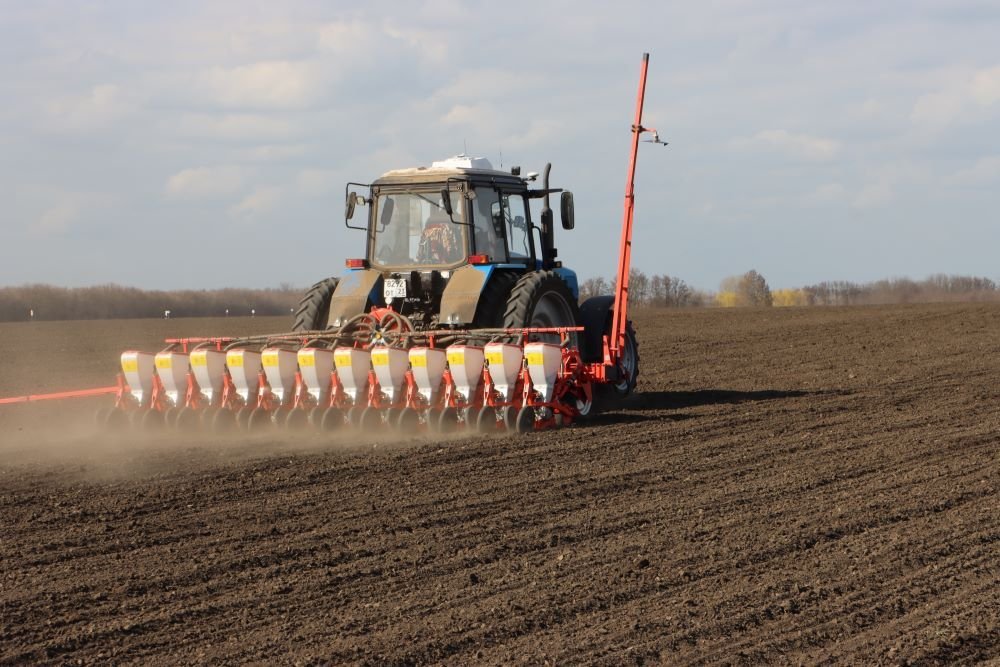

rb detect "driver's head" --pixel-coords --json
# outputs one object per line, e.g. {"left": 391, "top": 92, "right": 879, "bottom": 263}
{"left": 426, "top": 208, "right": 451, "bottom": 226}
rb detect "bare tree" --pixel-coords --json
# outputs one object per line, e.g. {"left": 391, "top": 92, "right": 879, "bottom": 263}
{"left": 649, "top": 274, "right": 665, "bottom": 305}
{"left": 739, "top": 270, "right": 772, "bottom": 307}
{"left": 579, "top": 276, "right": 609, "bottom": 301}
{"left": 663, "top": 275, "right": 693, "bottom": 307}
{"left": 629, "top": 269, "right": 650, "bottom": 307}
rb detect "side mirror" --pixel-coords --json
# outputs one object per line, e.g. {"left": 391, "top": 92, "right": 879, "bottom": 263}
{"left": 560, "top": 191, "right": 575, "bottom": 230}
{"left": 441, "top": 188, "right": 453, "bottom": 216}
{"left": 345, "top": 192, "right": 357, "bottom": 220}
{"left": 379, "top": 197, "right": 394, "bottom": 230}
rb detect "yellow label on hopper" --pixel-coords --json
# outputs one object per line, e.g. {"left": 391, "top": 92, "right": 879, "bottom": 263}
{"left": 121, "top": 358, "right": 138, "bottom": 373}
{"left": 262, "top": 352, "right": 279, "bottom": 367}
{"left": 335, "top": 351, "right": 352, "bottom": 367}
{"left": 371, "top": 349, "right": 389, "bottom": 366}
{"left": 485, "top": 351, "right": 503, "bottom": 366}
{"left": 526, "top": 352, "right": 544, "bottom": 366}
{"left": 155, "top": 356, "right": 172, "bottom": 369}
{"left": 227, "top": 353, "right": 243, "bottom": 367}
{"left": 298, "top": 352, "right": 315, "bottom": 367}
{"left": 447, "top": 350, "right": 465, "bottom": 365}
{"left": 410, "top": 353, "right": 427, "bottom": 368}
{"left": 190, "top": 352, "right": 207, "bottom": 367}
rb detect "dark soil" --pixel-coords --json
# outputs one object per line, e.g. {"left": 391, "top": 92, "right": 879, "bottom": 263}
{"left": 1, "top": 304, "right": 998, "bottom": 665}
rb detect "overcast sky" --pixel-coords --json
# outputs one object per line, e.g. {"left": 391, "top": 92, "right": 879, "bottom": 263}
{"left": 2, "top": 1, "right": 999, "bottom": 291}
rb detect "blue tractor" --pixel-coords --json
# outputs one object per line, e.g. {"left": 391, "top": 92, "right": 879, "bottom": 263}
{"left": 291, "top": 155, "right": 639, "bottom": 409}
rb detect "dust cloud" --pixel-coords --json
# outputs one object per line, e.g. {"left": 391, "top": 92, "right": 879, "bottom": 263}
{"left": 0, "top": 399, "right": 449, "bottom": 481}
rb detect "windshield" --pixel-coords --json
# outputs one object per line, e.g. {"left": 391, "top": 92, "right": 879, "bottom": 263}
{"left": 371, "top": 190, "right": 467, "bottom": 269}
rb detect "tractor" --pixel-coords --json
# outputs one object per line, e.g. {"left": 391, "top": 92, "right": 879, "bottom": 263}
{"left": 99, "top": 53, "right": 656, "bottom": 434}
{"left": 291, "top": 154, "right": 638, "bottom": 418}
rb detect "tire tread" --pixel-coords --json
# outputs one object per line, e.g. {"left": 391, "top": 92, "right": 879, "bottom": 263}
{"left": 292, "top": 278, "right": 339, "bottom": 331}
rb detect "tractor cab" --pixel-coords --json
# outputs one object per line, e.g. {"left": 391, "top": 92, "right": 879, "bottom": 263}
{"left": 336, "top": 156, "right": 576, "bottom": 329}
{"left": 347, "top": 156, "right": 565, "bottom": 271}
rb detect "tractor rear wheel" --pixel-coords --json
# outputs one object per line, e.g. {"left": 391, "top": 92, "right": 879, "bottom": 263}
{"left": 502, "top": 271, "right": 580, "bottom": 345}
{"left": 292, "top": 278, "right": 339, "bottom": 331}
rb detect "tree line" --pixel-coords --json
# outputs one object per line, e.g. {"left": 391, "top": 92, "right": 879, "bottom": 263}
{"left": 0, "top": 284, "right": 301, "bottom": 322}
{"left": 579, "top": 272, "right": 711, "bottom": 308}
{"left": 579, "top": 269, "right": 1000, "bottom": 309}
{"left": 2, "top": 271, "right": 998, "bottom": 322}
{"left": 799, "top": 275, "right": 999, "bottom": 306}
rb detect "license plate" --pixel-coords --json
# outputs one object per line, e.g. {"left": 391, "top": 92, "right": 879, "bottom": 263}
{"left": 383, "top": 278, "right": 407, "bottom": 300}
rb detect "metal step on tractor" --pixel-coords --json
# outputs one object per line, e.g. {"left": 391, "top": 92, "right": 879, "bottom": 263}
{"left": 101, "top": 53, "right": 660, "bottom": 435}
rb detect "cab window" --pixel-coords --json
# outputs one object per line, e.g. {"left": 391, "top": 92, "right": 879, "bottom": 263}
{"left": 491, "top": 193, "right": 532, "bottom": 261}
{"left": 471, "top": 188, "right": 507, "bottom": 262}
{"left": 371, "top": 190, "right": 466, "bottom": 268}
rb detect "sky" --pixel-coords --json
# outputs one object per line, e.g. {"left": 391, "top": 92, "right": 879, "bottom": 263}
{"left": 2, "top": 0, "right": 999, "bottom": 292}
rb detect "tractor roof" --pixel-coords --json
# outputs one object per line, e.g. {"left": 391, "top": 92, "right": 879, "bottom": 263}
{"left": 374, "top": 155, "right": 523, "bottom": 186}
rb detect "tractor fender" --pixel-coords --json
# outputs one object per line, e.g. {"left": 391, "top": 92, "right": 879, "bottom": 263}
{"left": 579, "top": 295, "right": 615, "bottom": 363}
{"left": 439, "top": 265, "right": 492, "bottom": 326}
{"left": 326, "top": 269, "right": 381, "bottom": 327}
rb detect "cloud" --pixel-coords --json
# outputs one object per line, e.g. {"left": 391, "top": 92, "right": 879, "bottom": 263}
{"left": 383, "top": 24, "right": 449, "bottom": 63}
{"left": 196, "top": 60, "right": 327, "bottom": 109}
{"left": 317, "top": 18, "right": 451, "bottom": 64}
{"left": 165, "top": 166, "right": 245, "bottom": 198}
{"left": 851, "top": 98, "right": 887, "bottom": 120}
{"left": 434, "top": 69, "right": 546, "bottom": 103}
{"left": 317, "top": 20, "right": 375, "bottom": 54}
{"left": 911, "top": 64, "right": 1000, "bottom": 127}
{"left": 911, "top": 89, "right": 966, "bottom": 126}
{"left": 442, "top": 104, "right": 502, "bottom": 127}
{"left": 947, "top": 155, "right": 1000, "bottom": 187}
{"left": 32, "top": 203, "right": 79, "bottom": 237}
{"left": 806, "top": 182, "right": 848, "bottom": 203}
{"left": 6, "top": 3, "right": 1000, "bottom": 290}
{"left": 175, "top": 113, "right": 295, "bottom": 141}
{"left": 853, "top": 182, "right": 894, "bottom": 209}
{"left": 27, "top": 190, "right": 114, "bottom": 238}
{"left": 297, "top": 169, "right": 340, "bottom": 196}
{"left": 737, "top": 129, "right": 841, "bottom": 161}
{"left": 228, "top": 186, "right": 283, "bottom": 219}
{"left": 237, "top": 144, "right": 309, "bottom": 162}
{"left": 850, "top": 161, "right": 928, "bottom": 210}
{"left": 971, "top": 65, "right": 1000, "bottom": 106}
{"left": 43, "top": 84, "right": 137, "bottom": 132}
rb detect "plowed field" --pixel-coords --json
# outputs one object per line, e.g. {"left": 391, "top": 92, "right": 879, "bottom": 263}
{"left": 1, "top": 305, "right": 998, "bottom": 665}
